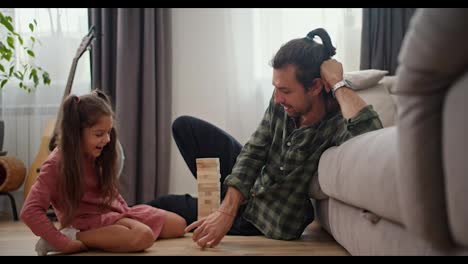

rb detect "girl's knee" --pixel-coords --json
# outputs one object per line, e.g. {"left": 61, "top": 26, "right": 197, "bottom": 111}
{"left": 130, "top": 226, "right": 154, "bottom": 251}
{"left": 175, "top": 212, "right": 188, "bottom": 237}
{"left": 159, "top": 212, "right": 187, "bottom": 238}
{"left": 174, "top": 216, "right": 187, "bottom": 237}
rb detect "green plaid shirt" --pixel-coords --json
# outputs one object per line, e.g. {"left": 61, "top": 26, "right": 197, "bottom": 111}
{"left": 224, "top": 97, "right": 383, "bottom": 240}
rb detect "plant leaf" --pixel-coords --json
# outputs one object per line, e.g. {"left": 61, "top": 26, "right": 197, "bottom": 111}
{"left": 0, "top": 16, "right": 14, "bottom": 32}
{"left": 7, "top": 36, "right": 14, "bottom": 49}
{"left": 33, "top": 72, "right": 39, "bottom": 86}
{"left": 29, "top": 68, "right": 37, "bottom": 79}
{"left": 0, "top": 11, "right": 52, "bottom": 92}
{"left": 14, "top": 72, "right": 23, "bottom": 80}
{"left": 4, "top": 50, "right": 12, "bottom": 61}
{"left": 43, "top": 71, "right": 51, "bottom": 85}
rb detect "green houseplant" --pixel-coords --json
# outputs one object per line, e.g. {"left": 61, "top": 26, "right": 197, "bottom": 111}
{"left": 0, "top": 11, "right": 51, "bottom": 93}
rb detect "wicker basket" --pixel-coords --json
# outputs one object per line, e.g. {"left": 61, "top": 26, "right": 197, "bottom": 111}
{"left": 0, "top": 156, "right": 26, "bottom": 192}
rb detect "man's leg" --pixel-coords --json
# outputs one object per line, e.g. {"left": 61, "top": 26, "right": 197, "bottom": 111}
{"left": 171, "top": 115, "right": 243, "bottom": 186}
{"left": 147, "top": 116, "right": 243, "bottom": 226}
{"left": 146, "top": 194, "right": 198, "bottom": 228}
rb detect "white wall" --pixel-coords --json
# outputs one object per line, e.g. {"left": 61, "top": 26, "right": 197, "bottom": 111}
{"left": 169, "top": 9, "right": 233, "bottom": 196}
{"left": 167, "top": 8, "right": 363, "bottom": 196}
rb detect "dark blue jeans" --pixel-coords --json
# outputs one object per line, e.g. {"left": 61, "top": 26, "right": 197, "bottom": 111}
{"left": 146, "top": 116, "right": 262, "bottom": 236}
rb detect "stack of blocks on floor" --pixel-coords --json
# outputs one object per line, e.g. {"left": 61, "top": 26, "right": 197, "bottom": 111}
{"left": 196, "top": 158, "right": 220, "bottom": 220}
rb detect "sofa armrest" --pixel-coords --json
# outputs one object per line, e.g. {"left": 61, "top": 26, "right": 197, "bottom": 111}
{"left": 317, "top": 127, "right": 402, "bottom": 224}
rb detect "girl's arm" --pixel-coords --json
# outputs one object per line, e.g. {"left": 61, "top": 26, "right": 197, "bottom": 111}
{"left": 20, "top": 152, "right": 73, "bottom": 252}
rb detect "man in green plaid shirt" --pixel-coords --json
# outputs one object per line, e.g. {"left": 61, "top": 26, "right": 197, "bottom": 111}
{"left": 148, "top": 28, "right": 382, "bottom": 248}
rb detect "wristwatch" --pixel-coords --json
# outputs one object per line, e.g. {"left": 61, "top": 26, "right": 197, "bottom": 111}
{"left": 332, "top": 79, "right": 354, "bottom": 98}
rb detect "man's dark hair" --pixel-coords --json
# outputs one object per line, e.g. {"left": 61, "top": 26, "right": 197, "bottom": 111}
{"left": 271, "top": 28, "right": 336, "bottom": 90}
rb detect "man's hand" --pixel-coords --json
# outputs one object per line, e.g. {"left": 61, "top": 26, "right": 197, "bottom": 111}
{"left": 186, "top": 187, "right": 243, "bottom": 248}
{"left": 185, "top": 210, "right": 235, "bottom": 248}
{"left": 62, "top": 239, "right": 88, "bottom": 254}
{"left": 320, "top": 59, "right": 344, "bottom": 92}
{"left": 320, "top": 59, "right": 368, "bottom": 119}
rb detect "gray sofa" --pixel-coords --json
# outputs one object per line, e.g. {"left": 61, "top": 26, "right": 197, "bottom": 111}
{"left": 313, "top": 9, "right": 468, "bottom": 255}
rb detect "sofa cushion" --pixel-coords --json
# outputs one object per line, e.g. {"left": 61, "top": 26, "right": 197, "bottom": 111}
{"left": 325, "top": 198, "right": 465, "bottom": 256}
{"left": 317, "top": 127, "right": 402, "bottom": 224}
{"left": 443, "top": 73, "right": 468, "bottom": 247}
{"left": 394, "top": 9, "right": 468, "bottom": 247}
{"left": 356, "top": 77, "right": 396, "bottom": 128}
{"left": 344, "top": 69, "right": 388, "bottom": 90}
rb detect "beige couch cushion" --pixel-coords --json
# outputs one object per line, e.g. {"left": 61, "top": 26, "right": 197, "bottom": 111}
{"left": 318, "top": 127, "right": 402, "bottom": 224}
{"left": 326, "top": 198, "right": 468, "bottom": 256}
{"left": 394, "top": 9, "right": 468, "bottom": 247}
{"left": 345, "top": 69, "right": 388, "bottom": 90}
{"left": 356, "top": 77, "right": 396, "bottom": 128}
{"left": 443, "top": 74, "right": 468, "bottom": 247}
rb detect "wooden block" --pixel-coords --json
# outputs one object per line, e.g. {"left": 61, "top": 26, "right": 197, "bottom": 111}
{"left": 196, "top": 158, "right": 220, "bottom": 220}
{"left": 196, "top": 158, "right": 220, "bottom": 169}
{"left": 197, "top": 168, "right": 221, "bottom": 177}
{"left": 197, "top": 175, "right": 220, "bottom": 184}
{"left": 198, "top": 182, "right": 220, "bottom": 188}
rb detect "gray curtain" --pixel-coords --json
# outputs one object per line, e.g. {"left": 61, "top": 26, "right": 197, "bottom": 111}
{"left": 360, "top": 8, "right": 417, "bottom": 75}
{"left": 89, "top": 8, "right": 172, "bottom": 205}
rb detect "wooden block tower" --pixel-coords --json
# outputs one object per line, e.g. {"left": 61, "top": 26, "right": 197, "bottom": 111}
{"left": 196, "top": 158, "right": 221, "bottom": 220}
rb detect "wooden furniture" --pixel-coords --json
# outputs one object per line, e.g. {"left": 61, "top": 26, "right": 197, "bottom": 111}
{"left": 196, "top": 158, "right": 220, "bottom": 220}
{"left": 0, "top": 156, "right": 26, "bottom": 221}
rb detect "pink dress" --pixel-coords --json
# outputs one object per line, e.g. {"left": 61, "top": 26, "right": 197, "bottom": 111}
{"left": 20, "top": 148, "right": 166, "bottom": 251}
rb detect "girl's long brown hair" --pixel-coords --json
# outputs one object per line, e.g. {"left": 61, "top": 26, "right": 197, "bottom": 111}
{"left": 58, "top": 90, "right": 119, "bottom": 228}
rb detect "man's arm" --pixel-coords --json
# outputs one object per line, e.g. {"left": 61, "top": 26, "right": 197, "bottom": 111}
{"left": 223, "top": 96, "right": 276, "bottom": 199}
{"left": 321, "top": 59, "right": 383, "bottom": 144}
{"left": 320, "top": 59, "right": 367, "bottom": 119}
{"left": 185, "top": 97, "right": 276, "bottom": 248}
{"left": 218, "top": 186, "right": 244, "bottom": 216}
{"left": 334, "top": 87, "right": 367, "bottom": 120}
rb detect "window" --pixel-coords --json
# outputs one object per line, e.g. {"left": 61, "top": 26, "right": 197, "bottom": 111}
{"left": 0, "top": 8, "right": 90, "bottom": 166}
{"left": 252, "top": 8, "right": 362, "bottom": 107}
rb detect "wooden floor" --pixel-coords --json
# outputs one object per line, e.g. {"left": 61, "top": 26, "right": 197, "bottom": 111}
{"left": 0, "top": 215, "right": 349, "bottom": 256}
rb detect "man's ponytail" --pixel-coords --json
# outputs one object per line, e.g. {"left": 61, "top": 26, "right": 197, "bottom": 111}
{"left": 305, "top": 28, "right": 336, "bottom": 58}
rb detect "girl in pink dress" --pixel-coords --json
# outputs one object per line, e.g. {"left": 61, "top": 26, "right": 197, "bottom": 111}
{"left": 21, "top": 91, "right": 186, "bottom": 255}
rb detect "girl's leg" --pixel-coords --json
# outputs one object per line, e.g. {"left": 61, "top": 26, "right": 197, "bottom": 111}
{"left": 76, "top": 218, "right": 154, "bottom": 253}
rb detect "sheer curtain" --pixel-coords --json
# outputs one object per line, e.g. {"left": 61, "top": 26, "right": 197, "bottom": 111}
{"left": 233, "top": 8, "right": 362, "bottom": 142}
{"left": 169, "top": 8, "right": 362, "bottom": 195}
{"left": 253, "top": 8, "right": 362, "bottom": 110}
{"left": 0, "top": 8, "right": 89, "bottom": 211}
